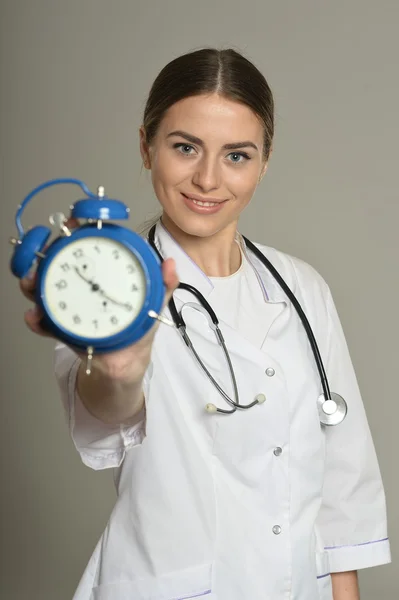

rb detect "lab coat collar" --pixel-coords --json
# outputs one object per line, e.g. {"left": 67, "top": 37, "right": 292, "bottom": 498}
{"left": 236, "top": 233, "right": 286, "bottom": 304}
{"left": 151, "top": 220, "right": 286, "bottom": 304}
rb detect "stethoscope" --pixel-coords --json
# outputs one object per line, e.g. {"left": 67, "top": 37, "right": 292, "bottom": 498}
{"left": 148, "top": 224, "right": 348, "bottom": 425}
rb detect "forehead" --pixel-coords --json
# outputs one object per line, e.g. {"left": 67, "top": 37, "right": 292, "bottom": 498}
{"left": 158, "top": 94, "right": 263, "bottom": 144}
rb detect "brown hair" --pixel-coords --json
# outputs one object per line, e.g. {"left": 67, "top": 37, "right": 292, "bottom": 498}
{"left": 142, "top": 48, "right": 274, "bottom": 160}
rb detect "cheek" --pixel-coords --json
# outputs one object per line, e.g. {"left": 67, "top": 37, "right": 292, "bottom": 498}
{"left": 227, "top": 168, "right": 259, "bottom": 201}
{"left": 151, "top": 150, "right": 189, "bottom": 189}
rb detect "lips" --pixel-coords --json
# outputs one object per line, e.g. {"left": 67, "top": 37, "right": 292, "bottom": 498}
{"left": 182, "top": 193, "right": 227, "bottom": 205}
{"left": 181, "top": 193, "right": 227, "bottom": 214}
{"left": 185, "top": 196, "right": 220, "bottom": 207}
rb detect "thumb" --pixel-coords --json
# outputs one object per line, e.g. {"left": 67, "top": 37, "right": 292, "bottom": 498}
{"left": 161, "top": 258, "right": 179, "bottom": 306}
{"left": 144, "top": 258, "right": 178, "bottom": 337}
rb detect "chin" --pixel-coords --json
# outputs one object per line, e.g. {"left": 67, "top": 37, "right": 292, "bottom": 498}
{"left": 165, "top": 212, "right": 234, "bottom": 240}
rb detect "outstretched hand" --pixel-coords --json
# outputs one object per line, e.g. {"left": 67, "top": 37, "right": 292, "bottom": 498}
{"left": 19, "top": 219, "right": 179, "bottom": 382}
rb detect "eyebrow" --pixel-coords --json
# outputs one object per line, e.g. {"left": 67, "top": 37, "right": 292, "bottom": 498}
{"left": 166, "top": 130, "right": 259, "bottom": 152}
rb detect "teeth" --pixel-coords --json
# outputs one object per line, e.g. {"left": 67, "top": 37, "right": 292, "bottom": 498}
{"left": 190, "top": 198, "right": 218, "bottom": 207}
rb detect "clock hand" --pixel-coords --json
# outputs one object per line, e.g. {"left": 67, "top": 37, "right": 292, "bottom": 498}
{"left": 97, "top": 288, "right": 132, "bottom": 311}
{"left": 73, "top": 266, "right": 100, "bottom": 291}
{"left": 73, "top": 266, "right": 132, "bottom": 310}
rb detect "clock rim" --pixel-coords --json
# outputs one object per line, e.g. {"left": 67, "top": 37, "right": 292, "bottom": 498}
{"left": 35, "top": 223, "right": 165, "bottom": 353}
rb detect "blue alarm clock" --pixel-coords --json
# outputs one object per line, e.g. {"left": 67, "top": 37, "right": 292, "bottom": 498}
{"left": 9, "top": 177, "right": 166, "bottom": 372}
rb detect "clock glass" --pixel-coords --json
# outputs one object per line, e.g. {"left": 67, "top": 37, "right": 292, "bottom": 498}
{"left": 43, "top": 237, "right": 147, "bottom": 338}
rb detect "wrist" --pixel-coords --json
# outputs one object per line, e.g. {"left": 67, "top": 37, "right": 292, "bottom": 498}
{"left": 81, "top": 361, "right": 145, "bottom": 389}
{"left": 76, "top": 360, "right": 146, "bottom": 425}
{"left": 84, "top": 352, "right": 149, "bottom": 386}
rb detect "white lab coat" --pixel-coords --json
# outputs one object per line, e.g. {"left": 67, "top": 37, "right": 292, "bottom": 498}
{"left": 55, "top": 221, "right": 391, "bottom": 600}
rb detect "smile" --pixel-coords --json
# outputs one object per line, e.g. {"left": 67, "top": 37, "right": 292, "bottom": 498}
{"left": 190, "top": 198, "right": 219, "bottom": 207}
{"left": 181, "top": 193, "right": 228, "bottom": 214}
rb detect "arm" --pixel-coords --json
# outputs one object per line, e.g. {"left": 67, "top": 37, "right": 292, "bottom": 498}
{"left": 22, "top": 256, "right": 178, "bottom": 469}
{"left": 331, "top": 571, "right": 360, "bottom": 600}
{"left": 73, "top": 255, "right": 178, "bottom": 425}
{"left": 316, "top": 286, "right": 391, "bottom": 572}
{"left": 54, "top": 343, "right": 148, "bottom": 470}
{"left": 76, "top": 351, "right": 146, "bottom": 425}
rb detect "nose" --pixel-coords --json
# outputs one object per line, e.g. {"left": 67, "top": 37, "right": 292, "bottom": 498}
{"left": 192, "top": 155, "right": 221, "bottom": 193}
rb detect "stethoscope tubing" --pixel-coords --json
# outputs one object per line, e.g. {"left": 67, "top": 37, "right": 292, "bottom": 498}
{"left": 147, "top": 224, "right": 333, "bottom": 410}
{"left": 242, "top": 236, "right": 332, "bottom": 402}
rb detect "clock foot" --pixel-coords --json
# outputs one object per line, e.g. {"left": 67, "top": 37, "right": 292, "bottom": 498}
{"left": 85, "top": 345, "right": 94, "bottom": 375}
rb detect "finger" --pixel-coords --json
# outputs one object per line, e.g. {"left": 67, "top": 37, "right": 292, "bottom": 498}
{"left": 162, "top": 258, "right": 179, "bottom": 290}
{"left": 144, "top": 258, "right": 178, "bottom": 336}
{"left": 20, "top": 273, "right": 37, "bottom": 302}
{"left": 65, "top": 217, "right": 80, "bottom": 230}
{"left": 162, "top": 258, "right": 179, "bottom": 304}
{"left": 24, "top": 305, "right": 52, "bottom": 338}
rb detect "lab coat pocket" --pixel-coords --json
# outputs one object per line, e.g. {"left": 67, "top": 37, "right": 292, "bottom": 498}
{"left": 91, "top": 562, "right": 217, "bottom": 600}
{"left": 315, "top": 551, "right": 333, "bottom": 600}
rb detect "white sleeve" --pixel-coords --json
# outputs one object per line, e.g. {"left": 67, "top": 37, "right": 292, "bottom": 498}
{"left": 54, "top": 343, "right": 146, "bottom": 470}
{"left": 316, "top": 288, "right": 391, "bottom": 572}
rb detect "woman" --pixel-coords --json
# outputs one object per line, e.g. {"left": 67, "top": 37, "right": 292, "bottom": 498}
{"left": 21, "top": 48, "right": 390, "bottom": 599}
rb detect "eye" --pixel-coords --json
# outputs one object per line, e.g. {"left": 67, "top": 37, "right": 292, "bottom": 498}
{"left": 174, "top": 143, "right": 196, "bottom": 155}
{"left": 227, "top": 152, "right": 250, "bottom": 164}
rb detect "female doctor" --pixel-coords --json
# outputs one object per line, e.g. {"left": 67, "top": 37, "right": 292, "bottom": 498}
{"left": 21, "top": 48, "right": 390, "bottom": 599}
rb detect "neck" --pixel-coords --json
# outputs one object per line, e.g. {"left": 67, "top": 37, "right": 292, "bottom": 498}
{"left": 160, "top": 214, "right": 242, "bottom": 277}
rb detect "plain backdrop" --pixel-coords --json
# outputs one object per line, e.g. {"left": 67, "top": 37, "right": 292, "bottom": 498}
{"left": 0, "top": 1, "right": 397, "bottom": 598}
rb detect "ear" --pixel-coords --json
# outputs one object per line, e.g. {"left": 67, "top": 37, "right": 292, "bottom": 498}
{"left": 139, "top": 126, "right": 151, "bottom": 169}
{"left": 258, "top": 146, "right": 273, "bottom": 183}
{"left": 258, "top": 161, "right": 269, "bottom": 184}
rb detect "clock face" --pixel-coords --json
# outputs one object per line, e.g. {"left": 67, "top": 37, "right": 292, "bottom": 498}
{"left": 43, "top": 237, "right": 147, "bottom": 339}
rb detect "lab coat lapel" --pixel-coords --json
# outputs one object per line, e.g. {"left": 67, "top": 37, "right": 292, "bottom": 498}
{"left": 204, "top": 264, "right": 286, "bottom": 350}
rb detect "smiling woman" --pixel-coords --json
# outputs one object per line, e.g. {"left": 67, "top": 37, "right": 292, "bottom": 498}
{"left": 138, "top": 49, "right": 274, "bottom": 276}
{"left": 140, "top": 93, "right": 267, "bottom": 250}
{"left": 20, "top": 47, "right": 390, "bottom": 600}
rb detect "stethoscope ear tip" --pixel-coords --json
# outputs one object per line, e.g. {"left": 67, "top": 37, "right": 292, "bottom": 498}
{"left": 205, "top": 403, "right": 218, "bottom": 413}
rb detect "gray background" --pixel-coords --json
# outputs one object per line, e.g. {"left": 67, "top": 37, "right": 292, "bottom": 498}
{"left": 0, "top": 1, "right": 397, "bottom": 598}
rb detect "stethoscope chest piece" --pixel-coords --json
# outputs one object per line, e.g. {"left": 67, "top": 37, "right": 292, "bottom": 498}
{"left": 317, "top": 392, "right": 348, "bottom": 426}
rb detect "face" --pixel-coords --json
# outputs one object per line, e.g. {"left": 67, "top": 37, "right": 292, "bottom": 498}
{"left": 140, "top": 93, "right": 269, "bottom": 240}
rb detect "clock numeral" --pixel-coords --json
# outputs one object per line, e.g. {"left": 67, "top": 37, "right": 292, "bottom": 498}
{"left": 127, "top": 264, "right": 135, "bottom": 274}
{"left": 73, "top": 315, "right": 81, "bottom": 324}
{"left": 92, "top": 319, "right": 98, "bottom": 329}
{"left": 73, "top": 249, "right": 84, "bottom": 258}
{"left": 110, "top": 316, "right": 118, "bottom": 325}
{"left": 112, "top": 249, "right": 120, "bottom": 260}
{"left": 56, "top": 279, "right": 67, "bottom": 290}
{"left": 131, "top": 283, "right": 139, "bottom": 292}
{"left": 59, "top": 301, "right": 67, "bottom": 310}
{"left": 126, "top": 303, "right": 133, "bottom": 312}
{"left": 94, "top": 245, "right": 101, "bottom": 253}
{"left": 60, "top": 263, "right": 70, "bottom": 272}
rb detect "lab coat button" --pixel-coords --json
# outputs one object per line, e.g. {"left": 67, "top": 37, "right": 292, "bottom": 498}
{"left": 272, "top": 525, "right": 282, "bottom": 535}
{"left": 255, "top": 393, "right": 266, "bottom": 404}
{"left": 273, "top": 447, "right": 283, "bottom": 456}
{"left": 266, "top": 367, "right": 275, "bottom": 377}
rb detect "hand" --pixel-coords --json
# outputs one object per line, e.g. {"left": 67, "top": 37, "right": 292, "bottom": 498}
{"left": 20, "top": 220, "right": 179, "bottom": 383}
{"left": 20, "top": 217, "right": 81, "bottom": 339}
